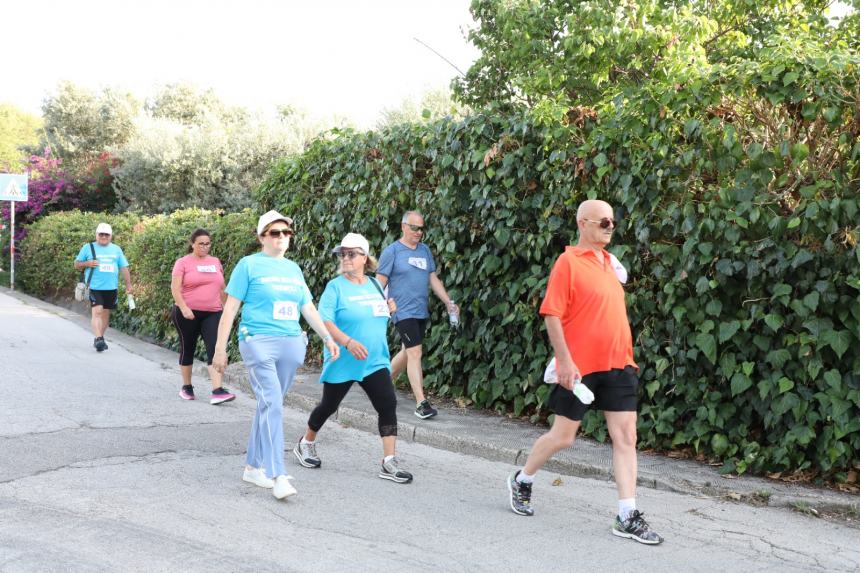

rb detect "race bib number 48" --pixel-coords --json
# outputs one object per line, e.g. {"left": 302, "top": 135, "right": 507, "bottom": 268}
{"left": 273, "top": 301, "right": 299, "bottom": 321}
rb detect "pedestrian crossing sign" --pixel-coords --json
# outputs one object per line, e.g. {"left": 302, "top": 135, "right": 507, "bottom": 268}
{"left": 0, "top": 174, "right": 29, "bottom": 202}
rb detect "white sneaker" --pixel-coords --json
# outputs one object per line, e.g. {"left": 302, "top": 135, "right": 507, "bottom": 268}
{"left": 242, "top": 466, "right": 274, "bottom": 489}
{"left": 273, "top": 475, "right": 297, "bottom": 499}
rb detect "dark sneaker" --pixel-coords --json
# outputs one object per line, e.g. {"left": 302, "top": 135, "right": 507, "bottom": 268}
{"left": 379, "top": 457, "right": 413, "bottom": 483}
{"left": 507, "top": 470, "right": 534, "bottom": 516}
{"left": 415, "top": 399, "right": 438, "bottom": 420}
{"left": 612, "top": 510, "right": 664, "bottom": 545}
{"left": 210, "top": 387, "right": 235, "bottom": 405}
{"left": 293, "top": 438, "right": 322, "bottom": 468}
{"left": 94, "top": 337, "right": 108, "bottom": 352}
{"left": 179, "top": 385, "right": 195, "bottom": 400}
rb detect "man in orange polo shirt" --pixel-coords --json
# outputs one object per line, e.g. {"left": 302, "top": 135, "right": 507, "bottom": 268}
{"left": 506, "top": 199, "right": 664, "bottom": 545}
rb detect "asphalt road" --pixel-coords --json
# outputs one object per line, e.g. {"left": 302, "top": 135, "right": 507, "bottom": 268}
{"left": 1, "top": 291, "right": 858, "bottom": 573}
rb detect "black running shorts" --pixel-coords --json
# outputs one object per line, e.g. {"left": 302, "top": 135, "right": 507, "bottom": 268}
{"left": 89, "top": 289, "right": 118, "bottom": 310}
{"left": 395, "top": 318, "right": 427, "bottom": 349}
{"left": 547, "top": 366, "right": 639, "bottom": 421}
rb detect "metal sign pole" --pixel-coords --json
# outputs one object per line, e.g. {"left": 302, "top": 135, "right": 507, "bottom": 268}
{"left": 9, "top": 201, "right": 14, "bottom": 290}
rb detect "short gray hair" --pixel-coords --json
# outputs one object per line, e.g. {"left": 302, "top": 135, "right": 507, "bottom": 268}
{"left": 402, "top": 210, "right": 423, "bottom": 224}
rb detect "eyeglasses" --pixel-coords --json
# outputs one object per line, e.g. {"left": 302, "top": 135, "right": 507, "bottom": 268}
{"left": 406, "top": 224, "right": 424, "bottom": 233}
{"left": 195, "top": 242, "right": 211, "bottom": 247}
{"left": 582, "top": 218, "right": 617, "bottom": 229}
{"left": 266, "top": 228, "right": 294, "bottom": 238}
{"left": 336, "top": 250, "right": 365, "bottom": 260}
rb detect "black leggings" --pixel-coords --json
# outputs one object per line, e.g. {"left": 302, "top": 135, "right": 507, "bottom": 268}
{"left": 171, "top": 306, "right": 222, "bottom": 366}
{"left": 308, "top": 368, "right": 398, "bottom": 437}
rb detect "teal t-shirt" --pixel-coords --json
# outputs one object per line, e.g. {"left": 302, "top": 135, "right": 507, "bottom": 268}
{"left": 74, "top": 242, "right": 129, "bottom": 291}
{"left": 318, "top": 275, "right": 391, "bottom": 384}
{"left": 225, "top": 252, "right": 312, "bottom": 341}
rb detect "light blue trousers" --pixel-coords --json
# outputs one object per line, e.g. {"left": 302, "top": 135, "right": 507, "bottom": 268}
{"left": 239, "top": 335, "right": 306, "bottom": 479}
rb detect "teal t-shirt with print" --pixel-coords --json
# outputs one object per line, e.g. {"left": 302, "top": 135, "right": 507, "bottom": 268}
{"left": 318, "top": 275, "right": 391, "bottom": 383}
{"left": 74, "top": 242, "right": 129, "bottom": 291}
{"left": 225, "top": 253, "right": 312, "bottom": 340}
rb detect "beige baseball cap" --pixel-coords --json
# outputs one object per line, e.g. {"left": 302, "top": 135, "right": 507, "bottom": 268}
{"left": 331, "top": 232, "right": 370, "bottom": 255}
{"left": 256, "top": 210, "right": 293, "bottom": 236}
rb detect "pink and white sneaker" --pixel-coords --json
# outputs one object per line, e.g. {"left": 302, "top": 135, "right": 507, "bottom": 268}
{"left": 179, "top": 385, "right": 195, "bottom": 400}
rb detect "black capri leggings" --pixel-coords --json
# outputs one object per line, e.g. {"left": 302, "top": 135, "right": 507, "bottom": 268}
{"left": 308, "top": 368, "right": 398, "bottom": 437}
{"left": 171, "top": 306, "right": 222, "bottom": 366}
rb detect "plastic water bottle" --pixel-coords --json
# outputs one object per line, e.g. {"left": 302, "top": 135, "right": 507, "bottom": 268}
{"left": 572, "top": 378, "right": 594, "bottom": 404}
{"left": 448, "top": 300, "right": 460, "bottom": 327}
{"left": 127, "top": 294, "right": 136, "bottom": 311}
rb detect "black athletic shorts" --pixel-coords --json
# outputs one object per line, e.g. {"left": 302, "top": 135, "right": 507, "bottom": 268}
{"left": 547, "top": 365, "right": 639, "bottom": 421}
{"left": 89, "top": 289, "right": 118, "bottom": 310}
{"left": 395, "top": 318, "right": 427, "bottom": 349}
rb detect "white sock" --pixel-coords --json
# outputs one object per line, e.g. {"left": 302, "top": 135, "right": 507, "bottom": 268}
{"left": 301, "top": 436, "right": 314, "bottom": 445}
{"left": 516, "top": 470, "right": 536, "bottom": 484}
{"left": 383, "top": 455, "right": 395, "bottom": 464}
{"left": 618, "top": 498, "right": 636, "bottom": 521}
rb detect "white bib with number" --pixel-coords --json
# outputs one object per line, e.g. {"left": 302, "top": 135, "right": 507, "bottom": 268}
{"left": 273, "top": 301, "right": 299, "bottom": 321}
{"left": 197, "top": 265, "right": 217, "bottom": 273}
{"left": 407, "top": 257, "right": 427, "bottom": 270}
{"left": 99, "top": 263, "right": 115, "bottom": 273}
{"left": 372, "top": 300, "right": 390, "bottom": 317}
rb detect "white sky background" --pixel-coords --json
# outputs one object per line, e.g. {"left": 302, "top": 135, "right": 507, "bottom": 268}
{"left": 1, "top": 0, "right": 479, "bottom": 128}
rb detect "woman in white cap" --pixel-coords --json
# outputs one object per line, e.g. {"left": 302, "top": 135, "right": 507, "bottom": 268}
{"left": 73, "top": 222, "right": 134, "bottom": 352}
{"left": 212, "top": 210, "right": 339, "bottom": 501}
{"left": 293, "top": 233, "right": 413, "bottom": 484}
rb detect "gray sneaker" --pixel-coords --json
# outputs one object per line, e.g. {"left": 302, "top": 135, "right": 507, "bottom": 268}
{"left": 612, "top": 510, "right": 664, "bottom": 545}
{"left": 379, "top": 457, "right": 413, "bottom": 483}
{"left": 293, "top": 438, "right": 321, "bottom": 468}
{"left": 507, "top": 470, "right": 534, "bottom": 516}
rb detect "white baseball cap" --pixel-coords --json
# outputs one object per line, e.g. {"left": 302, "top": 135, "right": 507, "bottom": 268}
{"left": 331, "top": 233, "right": 370, "bottom": 256}
{"left": 256, "top": 210, "right": 293, "bottom": 236}
{"left": 96, "top": 223, "right": 112, "bottom": 236}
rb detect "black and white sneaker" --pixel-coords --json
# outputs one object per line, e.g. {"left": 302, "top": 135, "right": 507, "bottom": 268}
{"left": 293, "top": 438, "right": 321, "bottom": 468}
{"left": 612, "top": 510, "right": 664, "bottom": 545}
{"left": 379, "top": 457, "right": 413, "bottom": 483}
{"left": 415, "top": 399, "right": 438, "bottom": 419}
{"left": 94, "top": 337, "right": 108, "bottom": 352}
{"left": 507, "top": 470, "right": 534, "bottom": 516}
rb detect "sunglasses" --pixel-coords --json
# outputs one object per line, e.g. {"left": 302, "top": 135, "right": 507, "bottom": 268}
{"left": 406, "top": 224, "right": 424, "bottom": 232}
{"left": 266, "top": 228, "right": 294, "bottom": 238}
{"left": 583, "top": 217, "right": 617, "bottom": 229}
{"left": 337, "top": 250, "right": 365, "bottom": 260}
{"left": 98, "top": 233, "right": 111, "bottom": 237}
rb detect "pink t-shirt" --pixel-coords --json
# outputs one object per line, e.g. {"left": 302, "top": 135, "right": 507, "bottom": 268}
{"left": 171, "top": 255, "right": 225, "bottom": 312}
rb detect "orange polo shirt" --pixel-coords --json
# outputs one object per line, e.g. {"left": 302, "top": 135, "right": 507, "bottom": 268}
{"left": 539, "top": 246, "right": 637, "bottom": 377}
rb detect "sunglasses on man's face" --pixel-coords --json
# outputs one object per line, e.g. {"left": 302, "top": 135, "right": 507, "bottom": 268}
{"left": 266, "top": 228, "right": 293, "bottom": 238}
{"left": 405, "top": 224, "right": 424, "bottom": 233}
{"left": 98, "top": 233, "right": 111, "bottom": 237}
{"left": 583, "top": 217, "right": 617, "bottom": 229}
{"left": 337, "top": 250, "right": 364, "bottom": 260}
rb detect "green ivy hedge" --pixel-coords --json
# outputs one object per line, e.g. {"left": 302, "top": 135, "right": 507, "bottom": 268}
{"left": 253, "top": 48, "right": 859, "bottom": 479}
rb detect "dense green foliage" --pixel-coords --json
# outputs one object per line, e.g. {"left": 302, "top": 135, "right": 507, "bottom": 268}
{"left": 17, "top": 209, "right": 259, "bottom": 362}
{"left": 253, "top": 33, "right": 860, "bottom": 479}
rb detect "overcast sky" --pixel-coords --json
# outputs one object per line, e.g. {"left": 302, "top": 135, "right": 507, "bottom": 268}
{"left": 2, "top": 0, "right": 479, "bottom": 127}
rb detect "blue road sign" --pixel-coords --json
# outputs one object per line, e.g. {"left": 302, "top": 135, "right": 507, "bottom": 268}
{"left": 0, "top": 174, "right": 29, "bottom": 202}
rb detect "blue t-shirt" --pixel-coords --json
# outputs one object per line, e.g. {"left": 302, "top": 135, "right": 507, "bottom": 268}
{"left": 318, "top": 275, "right": 391, "bottom": 383}
{"left": 377, "top": 241, "right": 436, "bottom": 323}
{"left": 74, "top": 242, "right": 129, "bottom": 291}
{"left": 225, "top": 252, "right": 312, "bottom": 341}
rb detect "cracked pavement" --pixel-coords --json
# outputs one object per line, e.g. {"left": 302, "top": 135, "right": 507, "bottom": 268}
{"left": 1, "top": 290, "right": 858, "bottom": 573}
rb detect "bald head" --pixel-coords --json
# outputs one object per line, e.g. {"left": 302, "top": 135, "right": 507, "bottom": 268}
{"left": 576, "top": 199, "right": 613, "bottom": 221}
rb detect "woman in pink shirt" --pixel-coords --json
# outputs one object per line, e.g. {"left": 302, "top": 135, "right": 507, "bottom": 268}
{"left": 171, "top": 229, "right": 235, "bottom": 404}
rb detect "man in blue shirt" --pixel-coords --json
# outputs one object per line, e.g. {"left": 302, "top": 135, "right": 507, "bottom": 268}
{"left": 377, "top": 211, "right": 458, "bottom": 419}
{"left": 73, "top": 223, "right": 133, "bottom": 352}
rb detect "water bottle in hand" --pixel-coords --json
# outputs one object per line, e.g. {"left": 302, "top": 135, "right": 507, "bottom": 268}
{"left": 448, "top": 299, "right": 460, "bottom": 327}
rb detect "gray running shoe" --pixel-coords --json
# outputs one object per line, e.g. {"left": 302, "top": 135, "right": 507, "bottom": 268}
{"left": 293, "top": 438, "right": 321, "bottom": 468}
{"left": 507, "top": 470, "right": 534, "bottom": 516}
{"left": 379, "top": 457, "right": 413, "bottom": 483}
{"left": 415, "top": 399, "right": 438, "bottom": 419}
{"left": 94, "top": 337, "right": 108, "bottom": 352}
{"left": 612, "top": 510, "right": 664, "bottom": 545}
